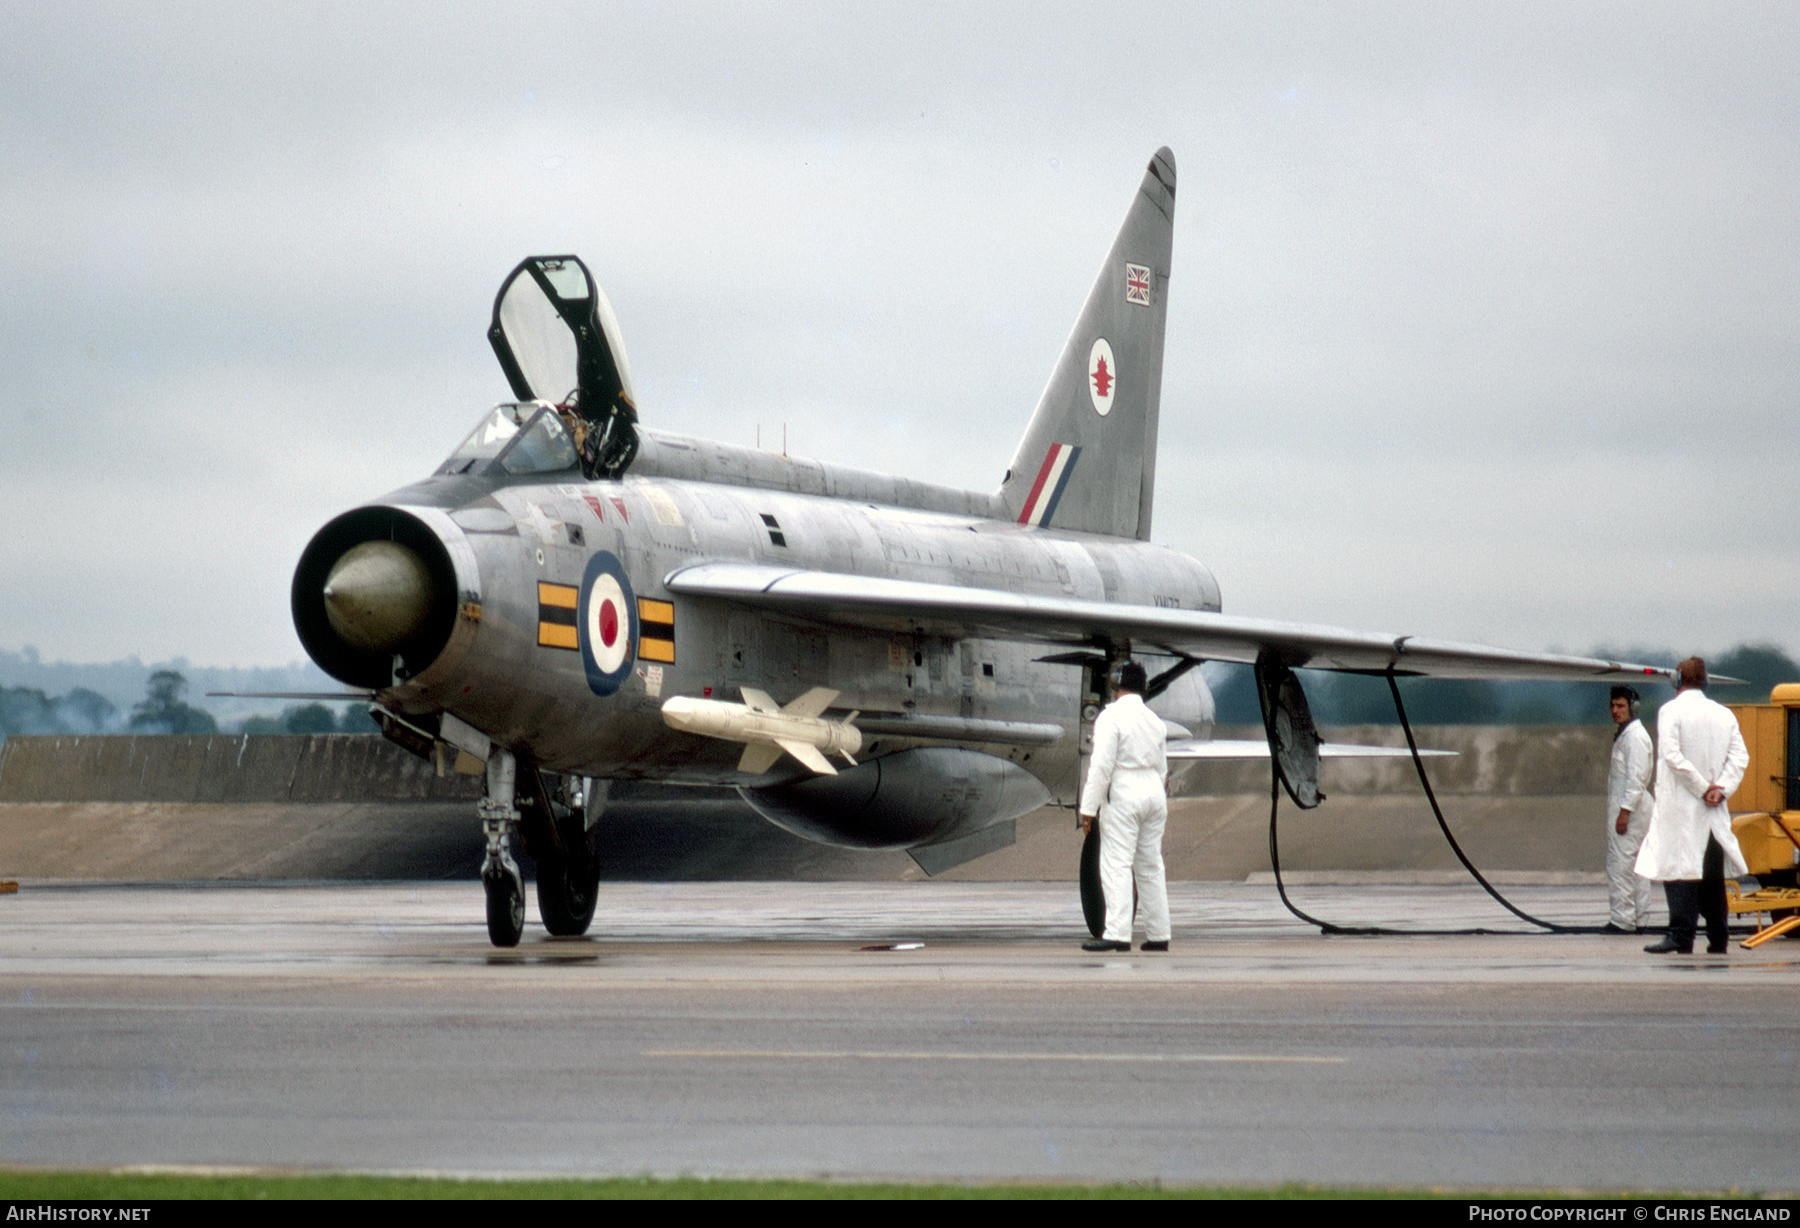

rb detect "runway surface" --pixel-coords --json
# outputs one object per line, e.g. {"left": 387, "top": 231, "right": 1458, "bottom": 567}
{"left": 3, "top": 880, "right": 1796, "bottom": 1192}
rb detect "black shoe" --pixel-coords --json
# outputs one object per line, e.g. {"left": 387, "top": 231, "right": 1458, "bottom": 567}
{"left": 1601, "top": 923, "right": 1633, "bottom": 934}
{"left": 1141, "top": 940, "right": 1169, "bottom": 952}
{"left": 1082, "top": 939, "right": 1130, "bottom": 952}
{"left": 1644, "top": 937, "right": 1692, "bottom": 954}
{"left": 1707, "top": 941, "right": 1729, "bottom": 954}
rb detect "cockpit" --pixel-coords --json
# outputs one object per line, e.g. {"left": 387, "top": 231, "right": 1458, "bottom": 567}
{"left": 485, "top": 255, "right": 640, "bottom": 480}
{"left": 433, "top": 255, "right": 639, "bottom": 482}
{"left": 439, "top": 402, "right": 581, "bottom": 477}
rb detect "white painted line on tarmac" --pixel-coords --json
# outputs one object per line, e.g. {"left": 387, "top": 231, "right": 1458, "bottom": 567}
{"left": 644, "top": 1049, "right": 1343, "bottom": 1064}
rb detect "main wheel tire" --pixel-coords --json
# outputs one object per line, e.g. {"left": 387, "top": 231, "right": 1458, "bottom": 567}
{"left": 485, "top": 873, "right": 524, "bottom": 947}
{"left": 537, "top": 813, "right": 600, "bottom": 937}
{"left": 1079, "top": 826, "right": 1104, "bottom": 938}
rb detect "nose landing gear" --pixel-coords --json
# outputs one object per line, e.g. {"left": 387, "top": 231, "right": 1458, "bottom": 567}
{"left": 478, "top": 747, "right": 603, "bottom": 947}
{"left": 479, "top": 748, "right": 526, "bottom": 947}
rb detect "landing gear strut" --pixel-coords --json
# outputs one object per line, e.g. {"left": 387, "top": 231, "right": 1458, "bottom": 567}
{"left": 479, "top": 749, "right": 525, "bottom": 947}
{"left": 479, "top": 751, "right": 606, "bottom": 947}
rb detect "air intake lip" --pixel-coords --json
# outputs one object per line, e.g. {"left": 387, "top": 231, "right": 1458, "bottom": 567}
{"left": 292, "top": 507, "right": 460, "bottom": 688}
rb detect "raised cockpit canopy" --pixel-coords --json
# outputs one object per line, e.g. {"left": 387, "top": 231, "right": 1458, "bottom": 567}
{"left": 488, "top": 255, "right": 639, "bottom": 480}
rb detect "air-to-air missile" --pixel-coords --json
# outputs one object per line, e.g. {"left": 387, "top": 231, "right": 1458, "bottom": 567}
{"left": 660, "top": 687, "right": 861, "bottom": 776}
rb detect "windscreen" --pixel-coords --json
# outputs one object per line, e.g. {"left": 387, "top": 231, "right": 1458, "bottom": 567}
{"left": 443, "top": 403, "right": 533, "bottom": 469}
{"left": 442, "top": 404, "right": 579, "bottom": 476}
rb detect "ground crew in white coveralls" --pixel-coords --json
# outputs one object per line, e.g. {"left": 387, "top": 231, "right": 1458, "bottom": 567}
{"left": 1078, "top": 661, "right": 1171, "bottom": 953}
{"left": 1604, "top": 685, "right": 1655, "bottom": 932}
{"left": 1637, "top": 657, "right": 1750, "bottom": 955}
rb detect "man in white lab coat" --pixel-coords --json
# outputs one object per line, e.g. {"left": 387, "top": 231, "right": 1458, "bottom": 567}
{"left": 1636, "top": 658, "right": 1750, "bottom": 954}
{"left": 1604, "top": 685, "right": 1655, "bottom": 932}
{"left": 1078, "top": 661, "right": 1170, "bottom": 953}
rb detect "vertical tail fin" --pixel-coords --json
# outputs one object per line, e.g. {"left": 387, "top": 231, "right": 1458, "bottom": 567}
{"left": 1001, "top": 148, "right": 1175, "bottom": 540}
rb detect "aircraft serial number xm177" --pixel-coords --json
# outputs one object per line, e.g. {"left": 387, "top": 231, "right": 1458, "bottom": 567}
{"left": 292, "top": 148, "right": 1670, "bottom": 945}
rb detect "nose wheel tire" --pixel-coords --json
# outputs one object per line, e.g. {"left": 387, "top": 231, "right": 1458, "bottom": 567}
{"left": 485, "top": 871, "right": 524, "bottom": 947}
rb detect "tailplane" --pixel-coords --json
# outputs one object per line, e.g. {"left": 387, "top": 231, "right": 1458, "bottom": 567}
{"left": 1000, "top": 148, "right": 1175, "bottom": 540}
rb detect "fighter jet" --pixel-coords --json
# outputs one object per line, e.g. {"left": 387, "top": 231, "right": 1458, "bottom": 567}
{"left": 291, "top": 147, "right": 1670, "bottom": 946}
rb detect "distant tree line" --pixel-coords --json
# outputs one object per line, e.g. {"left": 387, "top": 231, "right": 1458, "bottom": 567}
{"left": 1, "top": 670, "right": 374, "bottom": 740}
{"left": 0, "top": 685, "right": 118, "bottom": 737}
{"left": 237, "top": 702, "right": 377, "bottom": 735}
{"left": 1208, "top": 643, "right": 1800, "bottom": 727}
{"left": 129, "top": 669, "right": 218, "bottom": 733}
{"left": 6, "top": 647, "right": 1798, "bottom": 741}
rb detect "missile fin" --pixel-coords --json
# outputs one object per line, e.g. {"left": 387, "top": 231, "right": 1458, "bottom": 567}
{"left": 740, "top": 686, "right": 778, "bottom": 714}
{"left": 777, "top": 738, "right": 837, "bottom": 775}
{"left": 738, "top": 741, "right": 783, "bottom": 775}
{"left": 781, "top": 687, "right": 838, "bottom": 719}
{"left": 841, "top": 711, "right": 862, "bottom": 765}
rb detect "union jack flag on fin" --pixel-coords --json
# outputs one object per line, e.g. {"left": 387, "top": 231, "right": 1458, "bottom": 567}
{"left": 1125, "top": 263, "right": 1152, "bottom": 306}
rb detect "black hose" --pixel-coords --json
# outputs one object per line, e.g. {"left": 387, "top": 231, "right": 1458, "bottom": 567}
{"left": 1263, "top": 673, "right": 1614, "bottom": 935}
{"left": 1266, "top": 756, "right": 1377, "bottom": 935}
{"left": 1386, "top": 674, "right": 1575, "bottom": 932}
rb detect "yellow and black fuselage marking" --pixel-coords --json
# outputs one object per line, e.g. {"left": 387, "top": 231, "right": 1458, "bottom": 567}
{"left": 537, "top": 582, "right": 580, "bottom": 650}
{"left": 637, "top": 598, "right": 675, "bottom": 663}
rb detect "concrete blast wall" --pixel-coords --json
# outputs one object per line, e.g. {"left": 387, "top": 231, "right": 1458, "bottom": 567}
{"left": 0, "top": 735, "right": 481, "bottom": 804}
{"left": 0, "top": 728, "right": 1615, "bottom": 805}
{"left": 0, "top": 730, "right": 1617, "bottom": 882}
{"left": 1193, "top": 725, "right": 1616, "bottom": 796}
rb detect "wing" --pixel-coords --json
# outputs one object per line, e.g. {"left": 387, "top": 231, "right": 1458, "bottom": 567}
{"left": 665, "top": 562, "right": 1672, "bottom": 684}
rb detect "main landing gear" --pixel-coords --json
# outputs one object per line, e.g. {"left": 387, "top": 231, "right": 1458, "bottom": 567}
{"left": 1079, "top": 826, "right": 1105, "bottom": 939}
{"left": 478, "top": 748, "right": 602, "bottom": 947}
{"left": 523, "top": 776, "right": 601, "bottom": 937}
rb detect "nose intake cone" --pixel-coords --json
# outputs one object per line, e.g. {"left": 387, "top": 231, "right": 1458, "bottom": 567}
{"left": 322, "top": 540, "right": 437, "bottom": 653}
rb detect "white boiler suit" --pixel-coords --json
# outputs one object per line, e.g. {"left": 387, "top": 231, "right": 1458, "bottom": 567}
{"left": 1080, "top": 691, "right": 1170, "bottom": 946}
{"left": 1606, "top": 717, "right": 1655, "bottom": 930}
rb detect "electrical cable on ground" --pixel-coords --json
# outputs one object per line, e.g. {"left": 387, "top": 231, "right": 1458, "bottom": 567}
{"left": 1263, "top": 673, "right": 1621, "bottom": 936}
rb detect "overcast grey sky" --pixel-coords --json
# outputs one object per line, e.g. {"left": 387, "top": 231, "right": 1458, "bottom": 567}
{"left": 2, "top": 2, "right": 1795, "bottom": 668}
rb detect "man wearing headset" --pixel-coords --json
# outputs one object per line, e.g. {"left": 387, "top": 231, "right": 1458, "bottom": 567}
{"left": 1078, "top": 660, "right": 1171, "bottom": 953}
{"left": 1604, "top": 685, "right": 1655, "bottom": 933}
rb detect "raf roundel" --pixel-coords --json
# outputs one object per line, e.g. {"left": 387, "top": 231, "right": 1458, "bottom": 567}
{"left": 1087, "top": 337, "right": 1116, "bottom": 416}
{"left": 578, "top": 550, "right": 638, "bottom": 696}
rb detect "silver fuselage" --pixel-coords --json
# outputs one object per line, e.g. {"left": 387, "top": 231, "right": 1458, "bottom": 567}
{"left": 355, "top": 423, "right": 1221, "bottom": 805}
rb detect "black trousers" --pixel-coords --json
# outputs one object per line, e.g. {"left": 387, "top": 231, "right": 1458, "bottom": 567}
{"left": 1663, "top": 834, "right": 1727, "bottom": 951}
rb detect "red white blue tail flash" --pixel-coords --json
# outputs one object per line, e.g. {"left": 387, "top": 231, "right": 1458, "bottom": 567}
{"left": 1017, "top": 443, "right": 1081, "bottom": 527}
